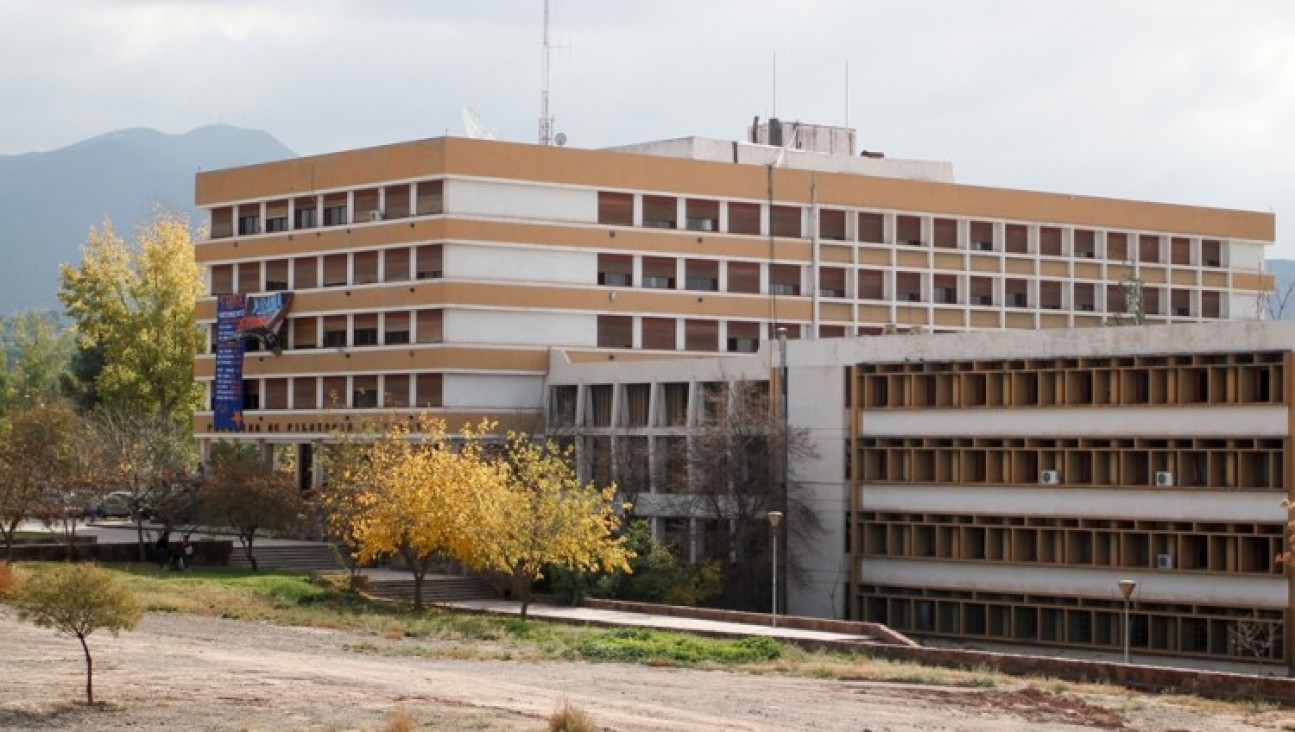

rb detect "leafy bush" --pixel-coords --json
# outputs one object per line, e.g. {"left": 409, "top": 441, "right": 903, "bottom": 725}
{"left": 593, "top": 520, "right": 722, "bottom": 606}
{"left": 0, "top": 562, "right": 20, "bottom": 598}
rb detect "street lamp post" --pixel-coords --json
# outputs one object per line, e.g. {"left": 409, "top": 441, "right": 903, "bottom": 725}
{"left": 768, "top": 511, "right": 784, "bottom": 627}
{"left": 1118, "top": 579, "right": 1137, "bottom": 664}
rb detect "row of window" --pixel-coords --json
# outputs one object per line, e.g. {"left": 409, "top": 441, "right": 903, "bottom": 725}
{"left": 858, "top": 585, "right": 1282, "bottom": 661}
{"left": 212, "top": 309, "right": 442, "bottom": 353}
{"left": 855, "top": 438, "right": 1285, "bottom": 490}
{"left": 859, "top": 512, "right": 1282, "bottom": 575}
{"left": 217, "top": 373, "right": 443, "bottom": 411}
{"left": 551, "top": 382, "right": 770, "bottom": 429}
{"left": 210, "top": 180, "right": 444, "bottom": 239}
{"left": 209, "top": 245, "right": 442, "bottom": 296}
{"left": 597, "top": 192, "right": 1229, "bottom": 266}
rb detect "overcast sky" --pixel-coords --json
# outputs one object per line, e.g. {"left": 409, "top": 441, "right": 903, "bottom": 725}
{"left": 3, "top": 0, "right": 1292, "bottom": 255}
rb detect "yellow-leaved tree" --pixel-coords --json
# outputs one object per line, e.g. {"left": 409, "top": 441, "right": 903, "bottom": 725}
{"left": 478, "top": 433, "right": 634, "bottom": 620}
{"left": 333, "top": 417, "right": 506, "bottom": 610}
{"left": 58, "top": 212, "right": 204, "bottom": 426}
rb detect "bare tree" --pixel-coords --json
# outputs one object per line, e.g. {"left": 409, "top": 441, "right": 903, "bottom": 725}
{"left": 680, "top": 380, "right": 820, "bottom": 611}
{"left": 1229, "top": 616, "right": 1277, "bottom": 661}
{"left": 89, "top": 409, "right": 196, "bottom": 560}
{"left": 1261, "top": 276, "right": 1295, "bottom": 320}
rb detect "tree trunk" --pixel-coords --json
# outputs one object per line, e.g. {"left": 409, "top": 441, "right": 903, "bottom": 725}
{"left": 2, "top": 520, "right": 15, "bottom": 562}
{"left": 518, "top": 572, "right": 532, "bottom": 622}
{"left": 134, "top": 516, "right": 146, "bottom": 562}
{"left": 245, "top": 537, "right": 258, "bottom": 571}
{"left": 78, "top": 633, "right": 94, "bottom": 706}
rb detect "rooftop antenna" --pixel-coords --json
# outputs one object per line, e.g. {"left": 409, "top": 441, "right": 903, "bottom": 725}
{"left": 462, "top": 107, "right": 498, "bottom": 140}
{"left": 539, "top": 0, "right": 555, "bottom": 145}
{"left": 771, "top": 51, "right": 778, "bottom": 118}
{"left": 844, "top": 60, "right": 850, "bottom": 129}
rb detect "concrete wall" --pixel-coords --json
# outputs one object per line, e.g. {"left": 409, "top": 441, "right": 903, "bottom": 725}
{"left": 444, "top": 309, "right": 596, "bottom": 348}
{"left": 445, "top": 178, "right": 597, "bottom": 224}
{"left": 446, "top": 242, "right": 595, "bottom": 285}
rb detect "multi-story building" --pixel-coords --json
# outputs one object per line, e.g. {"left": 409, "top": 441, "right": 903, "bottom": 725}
{"left": 547, "top": 320, "right": 1295, "bottom": 666}
{"left": 192, "top": 125, "right": 1283, "bottom": 661}
{"left": 192, "top": 123, "right": 1274, "bottom": 459}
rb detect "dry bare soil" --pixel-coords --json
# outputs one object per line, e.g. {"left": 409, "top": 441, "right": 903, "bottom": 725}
{"left": 1, "top": 607, "right": 1291, "bottom": 731}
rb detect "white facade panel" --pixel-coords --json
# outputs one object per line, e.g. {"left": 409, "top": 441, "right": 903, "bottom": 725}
{"left": 444, "top": 309, "right": 596, "bottom": 348}
{"left": 1230, "top": 242, "right": 1266, "bottom": 271}
{"left": 862, "top": 486, "right": 1285, "bottom": 523}
{"left": 863, "top": 406, "right": 1287, "bottom": 439}
{"left": 861, "top": 559, "right": 1286, "bottom": 608}
{"left": 446, "top": 178, "right": 597, "bottom": 224}
{"left": 444, "top": 243, "right": 595, "bottom": 285}
{"left": 443, "top": 373, "right": 545, "bottom": 410}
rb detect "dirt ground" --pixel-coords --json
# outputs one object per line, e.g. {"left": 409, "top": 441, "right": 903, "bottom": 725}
{"left": 1, "top": 607, "right": 1292, "bottom": 731}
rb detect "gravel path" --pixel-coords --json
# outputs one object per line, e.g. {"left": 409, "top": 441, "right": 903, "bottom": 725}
{"left": 0, "top": 608, "right": 1288, "bottom": 730}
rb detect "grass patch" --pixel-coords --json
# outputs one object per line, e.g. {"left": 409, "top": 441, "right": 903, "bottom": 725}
{"left": 573, "top": 628, "right": 783, "bottom": 667}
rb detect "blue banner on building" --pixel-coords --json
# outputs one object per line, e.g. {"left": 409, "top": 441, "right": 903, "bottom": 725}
{"left": 214, "top": 294, "right": 247, "bottom": 431}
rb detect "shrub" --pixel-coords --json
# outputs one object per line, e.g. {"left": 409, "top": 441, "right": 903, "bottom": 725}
{"left": 383, "top": 707, "right": 417, "bottom": 732}
{"left": 0, "top": 562, "right": 20, "bottom": 598}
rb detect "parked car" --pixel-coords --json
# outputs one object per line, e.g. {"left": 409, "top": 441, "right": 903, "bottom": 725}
{"left": 86, "top": 491, "right": 146, "bottom": 520}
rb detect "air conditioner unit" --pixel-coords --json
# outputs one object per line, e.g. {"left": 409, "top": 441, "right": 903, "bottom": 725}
{"left": 368, "top": 210, "right": 384, "bottom": 222}
{"left": 1154, "top": 471, "right": 1175, "bottom": 487}
{"left": 1156, "top": 553, "right": 1175, "bottom": 569}
{"left": 1040, "top": 470, "right": 1061, "bottom": 485}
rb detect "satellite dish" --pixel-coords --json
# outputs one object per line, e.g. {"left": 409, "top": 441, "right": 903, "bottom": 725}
{"left": 461, "top": 107, "right": 498, "bottom": 140}
{"left": 554, "top": 132, "right": 568, "bottom": 147}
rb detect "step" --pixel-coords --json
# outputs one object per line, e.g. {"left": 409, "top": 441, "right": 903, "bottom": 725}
{"left": 365, "top": 576, "right": 496, "bottom": 603}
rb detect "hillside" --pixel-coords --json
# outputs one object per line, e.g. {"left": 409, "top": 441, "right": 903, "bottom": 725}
{"left": 0, "top": 126, "right": 295, "bottom": 313}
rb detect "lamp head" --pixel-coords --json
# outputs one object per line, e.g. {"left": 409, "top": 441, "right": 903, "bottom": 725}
{"left": 767, "top": 510, "right": 784, "bottom": 528}
{"left": 1118, "top": 579, "right": 1137, "bottom": 599}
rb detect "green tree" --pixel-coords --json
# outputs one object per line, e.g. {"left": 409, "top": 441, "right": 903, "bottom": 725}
{"left": 12, "top": 563, "right": 141, "bottom": 705}
{"left": 58, "top": 212, "right": 204, "bottom": 425}
{"left": 0, "top": 310, "right": 75, "bottom": 412}
{"left": 199, "top": 442, "right": 303, "bottom": 570}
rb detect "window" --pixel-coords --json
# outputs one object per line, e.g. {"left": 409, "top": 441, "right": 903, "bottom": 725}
{"left": 293, "top": 257, "right": 318, "bottom": 289}
{"left": 727, "top": 321, "right": 759, "bottom": 353}
{"left": 727, "top": 202, "right": 760, "bottom": 235}
{"left": 820, "top": 209, "right": 847, "bottom": 241}
{"left": 771, "top": 205, "right": 801, "bottom": 238}
{"left": 684, "top": 259, "right": 718, "bottom": 291}
{"left": 897, "top": 215, "right": 922, "bottom": 246}
{"left": 550, "top": 386, "right": 577, "bottom": 426}
{"left": 384, "top": 375, "right": 409, "bottom": 407}
{"left": 237, "top": 262, "right": 260, "bottom": 294}
{"left": 416, "top": 245, "right": 442, "bottom": 279}
{"left": 970, "top": 221, "right": 994, "bottom": 251}
{"left": 819, "top": 267, "right": 846, "bottom": 298}
{"left": 1005, "top": 224, "right": 1028, "bottom": 254}
{"left": 292, "top": 318, "right": 317, "bottom": 349}
{"left": 597, "top": 253, "right": 632, "bottom": 286}
{"left": 684, "top": 319, "right": 718, "bottom": 351}
{"left": 241, "top": 379, "right": 259, "bottom": 411}
{"left": 642, "top": 195, "right": 677, "bottom": 229}
{"left": 353, "top": 251, "right": 379, "bottom": 285}
{"left": 597, "top": 316, "right": 633, "bottom": 349}
{"left": 933, "top": 218, "right": 957, "bottom": 249}
{"left": 323, "top": 254, "right": 347, "bottom": 287}
{"left": 237, "top": 207, "right": 260, "bottom": 236}
{"left": 354, "top": 188, "right": 380, "bottom": 222}
{"left": 292, "top": 377, "right": 317, "bottom": 410}
{"left": 353, "top": 314, "right": 378, "bottom": 346}
{"left": 597, "top": 192, "right": 633, "bottom": 226}
{"left": 210, "top": 265, "right": 233, "bottom": 296}
{"left": 415, "top": 373, "right": 442, "bottom": 407}
{"left": 642, "top": 257, "right": 676, "bottom": 289}
{"left": 727, "top": 261, "right": 760, "bottom": 294}
{"left": 384, "top": 248, "right": 410, "bottom": 282}
{"left": 1040, "top": 227, "right": 1063, "bottom": 256}
{"left": 264, "top": 260, "right": 289, "bottom": 291}
{"left": 415, "top": 309, "right": 442, "bottom": 344}
{"left": 323, "top": 204, "right": 347, "bottom": 227}
{"left": 210, "top": 207, "right": 233, "bottom": 239}
{"left": 770, "top": 264, "right": 800, "bottom": 296}
{"left": 322, "top": 377, "right": 346, "bottom": 408}
{"left": 352, "top": 376, "right": 378, "bottom": 409}
{"left": 384, "top": 184, "right": 411, "bottom": 219}
{"left": 264, "top": 379, "right": 288, "bottom": 410}
{"left": 323, "top": 316, "right": 347, "bottom": 348}
{"left": 415, "top": 180, "right": 443, "bottom": 216}
{"left": 265, "top": 200, "right": 288, "bottom": 233}
{"left": 641, "top": 317, "right": 675, "bottom": 350}
{"left": 858, "top": 212, "right": 885, "bottom": 243}
{"left": 384, "top": 312, "right": 410, "bottom": 345}
{"left": 685, "top": 199, "right": 719, "bottom": 232}
{"left": 293, "top": 198, "right": 317, "bottom": 229}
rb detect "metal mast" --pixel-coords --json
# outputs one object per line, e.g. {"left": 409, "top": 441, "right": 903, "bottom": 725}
{"left": 538, "top": 0, "right": 554, "bottom": 146}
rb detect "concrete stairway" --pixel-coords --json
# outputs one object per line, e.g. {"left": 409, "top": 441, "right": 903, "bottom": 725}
{"left": 364, "top": 575, "right": 497, "bottom": 604}
{"left": 227, "top": 543, "right": 348, "bottom": 572}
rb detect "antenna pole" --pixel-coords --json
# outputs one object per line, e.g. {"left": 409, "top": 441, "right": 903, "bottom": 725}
{"left": 772, "top": 51, "right": 777, "bottom": 118}
{"left": 845, "top": 60, "right": 849, "bottom": 128}
{"left": 539, "top": 0, "right": 554, "bottom": 146}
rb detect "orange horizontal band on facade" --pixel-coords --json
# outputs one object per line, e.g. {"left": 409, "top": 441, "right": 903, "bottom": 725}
{"left": 195, "top": 281, "right": 813, "bottom": 323}
{"left": 198, "top": 137, "right": 1275, "bottom": 242}
{"left": 192, "top": 409, "right": 544, "bottom": 439}
{"left": 194, "top": 345, "right": 550, "bottom": 379}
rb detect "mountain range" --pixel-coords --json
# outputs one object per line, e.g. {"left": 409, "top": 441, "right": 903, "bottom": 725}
{"left": 0, "top": 125, "right": 295, "bottom": 313}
